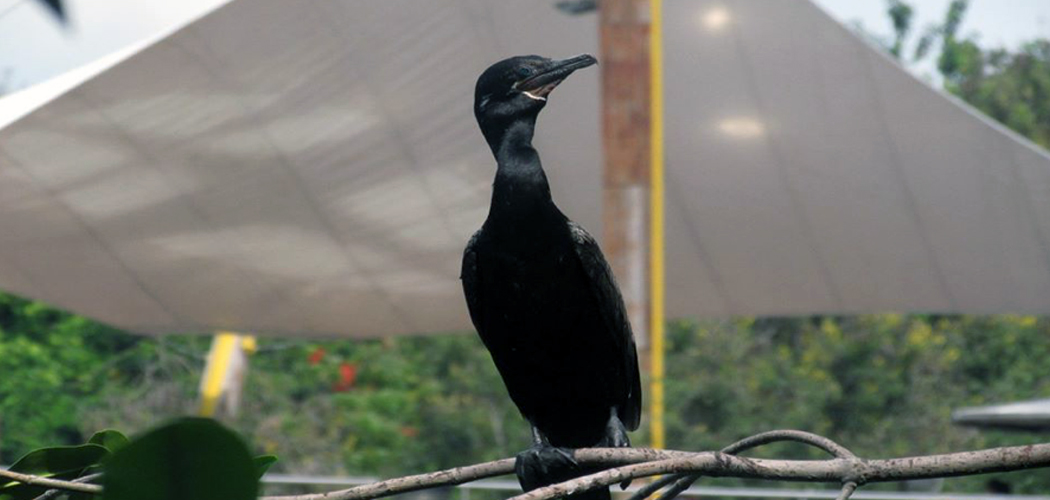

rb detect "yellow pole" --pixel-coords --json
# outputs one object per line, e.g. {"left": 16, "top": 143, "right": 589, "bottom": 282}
{"left": 199, "top": 332, "right": 239, "bottom": 417}
{"left": 648, "top": 0, "right": 666, "bottom": 450}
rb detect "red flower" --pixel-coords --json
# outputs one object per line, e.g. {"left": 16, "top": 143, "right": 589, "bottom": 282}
{"left": 333, "top": 362, "right": 357, "bottom": 392}
{"left": 308, "top": 347, "right": 326, "bottom": 365}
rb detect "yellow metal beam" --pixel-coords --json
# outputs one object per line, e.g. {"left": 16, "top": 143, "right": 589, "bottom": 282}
{"left": 199, "top": 332, "right": 239, "bottom": 417}
{"left": 648, "top": 0, "right": 666, "bottom": 450}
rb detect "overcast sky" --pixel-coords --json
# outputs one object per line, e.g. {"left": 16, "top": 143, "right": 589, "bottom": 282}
{"left": 815, "top": 0, "right": 1050, "bottom": 49}
{"left": 2, "top": 0, "right": 1050, "bottom": 91}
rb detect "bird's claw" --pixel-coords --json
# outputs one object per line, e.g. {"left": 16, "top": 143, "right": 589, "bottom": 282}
{"left": 553, "top": 446, "right": 579, "bottom": 467}
{"left": 515, "top": 443, "right": 579, "bottom": 492}
{"left": 599, "top": 417, "right": 631, "bottom": 448}
{"left": 605, "top": 431, "right": 630, "bottom": 448}
{"left": 600, "top": 414, "right": 632, "bottom": 489}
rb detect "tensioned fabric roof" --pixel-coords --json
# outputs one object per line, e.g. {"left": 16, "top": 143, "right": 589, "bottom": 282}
{"left": 2, "top": 0, "right": 1050, "bottom": 338}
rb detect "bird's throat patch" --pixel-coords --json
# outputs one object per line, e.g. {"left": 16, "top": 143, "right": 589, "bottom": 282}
{"left": 522, "top": 91, "right": 547, "bottom": 101}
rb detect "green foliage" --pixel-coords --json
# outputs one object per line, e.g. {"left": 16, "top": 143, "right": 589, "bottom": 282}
{"left": 0, "top": 432, "right": 121, "bottom": 500}
{"left": 4, "top": 444, "right": 108, "bottom": 479}
{"left": 946, "top": 40, "right": 1050, "bottom": 148}
{"left": 0, "top": 444, "right": 106, "bottom": 499}
{"left": 0, "top": 294, "right": 526, "bottom": 489}
{"left": 103, "top": 418, "right": 257, "bottom": 500}
{"left": 888, "top": 0, "right": 1050, "bottom": 149}
{"left": 0, "top": 423, "right": 264, "bottom": 500}
{"left": 0, "top": 293, "right": 146, "bottom": 463}
{"left": 660, "top": 315, "right": 1050, "bottom": 492}
{"left": 86, "top": 431, "right": 129, "bottom": 455}
{"left": 887, "top": 0, "right": 914, "bottom": 58}
{"left": 237, "top": 334, "right": 528, "bottom": 478}
{"left": 252, "top": 455, "right": 278, "bottom": 479}
{"left": 5, "top": 286, "right": 1050, "bottom": 494}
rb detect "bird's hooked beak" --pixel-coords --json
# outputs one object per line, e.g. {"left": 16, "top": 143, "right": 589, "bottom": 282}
{"left": 512, "top": 54, "right": 598, "bottom": 101}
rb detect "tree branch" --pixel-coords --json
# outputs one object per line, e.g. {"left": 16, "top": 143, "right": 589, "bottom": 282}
{"left": 509, "top": 443, "right": 1050, "bottom": 500}
{"left": 261, "top": 458, "right": 517, "bottom": 500}
{"left": 260, "top": 449, "right": 688, "bottom": 500}
{"left": 31, "top": 472, "right": 103, "bottom": 500}
{"left": 262, "top": 439, "right": 1050, "bottom": 500}
{"left": 0, "top": 468, "right": 102, "bottom": 495}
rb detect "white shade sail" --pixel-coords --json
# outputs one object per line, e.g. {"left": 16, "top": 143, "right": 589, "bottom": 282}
{"left": 1, "top": 0, "right": 1049, "bottom": 338}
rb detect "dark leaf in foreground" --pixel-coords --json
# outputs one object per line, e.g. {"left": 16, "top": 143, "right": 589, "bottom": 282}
{"left": 0, "top": 444, "right": 108, "bottom": 499}
{"left": 87, "top": 430, "right": 130, "bottom": 454}
{"left": 253, "top": 455, "right": 278, "bottom": 479}
{"left": 102, "top": 418, "right": 257, "bottom": 500}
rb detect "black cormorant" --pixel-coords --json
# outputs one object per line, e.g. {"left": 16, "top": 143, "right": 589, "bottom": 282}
{"left": 461, "top": 54, "right": 642, "bottom": 500}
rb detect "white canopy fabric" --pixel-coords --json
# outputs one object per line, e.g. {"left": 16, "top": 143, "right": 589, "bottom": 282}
{"left": 1, "top": 0, "right": 1050, "bottom": 338}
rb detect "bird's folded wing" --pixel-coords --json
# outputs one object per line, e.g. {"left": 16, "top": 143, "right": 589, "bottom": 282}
{"left": 568, "top": 221, "right": 643, "bottom": 431}
{"left": 461, "top": 229, "right": 486, "bottom": 341}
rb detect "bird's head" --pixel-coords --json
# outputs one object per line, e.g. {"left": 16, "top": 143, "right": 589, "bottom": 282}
{"left": 474, "top": 54, "right": 597, "bottom": 137}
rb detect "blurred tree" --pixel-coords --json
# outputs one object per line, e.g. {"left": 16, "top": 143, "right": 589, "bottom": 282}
{"left": 0, "top": 293, "right": 145, "bottom": 462}
{"left": 887, "top": 0, "right": 1050, "bottom": 148}
{"left": 0, "top": 288, "right": 528, "bottom": 482}
{"left": 945, "top": 40, "right": 1050, "bottom": 147}
{"left": 3, "top": 291, "right": 1050, "bottom": 493}
{"left": 225, "top": 334, "right": 528, "bottom": 478}
{"left": 661, "top": 315, "right": 1050, "bottom": 492}
{"left": 886, "top": 0, "right": 914, "bottom": 59}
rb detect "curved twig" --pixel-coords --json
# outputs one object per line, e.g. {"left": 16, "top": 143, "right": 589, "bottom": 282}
{"left": 836, "top": 481, "right": 858, "bottom": 500}
{"left": 0, "top": 468, "right": 102, "bottom": 495}
{"left": 628, "top": 475, "right": 680, "bottom": 500}
{"left": 641, "top": 430, "right": 856, "bottom": 500}
{"left": 721, "top": 430, "right": 855, "bottom": 458}
{"left": 652, "top": 475, "right": 695, "bottom": 500}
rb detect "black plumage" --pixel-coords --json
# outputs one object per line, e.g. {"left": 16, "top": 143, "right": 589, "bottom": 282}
{"left": 461, "top": 54, "right": 642, "bottom": 498}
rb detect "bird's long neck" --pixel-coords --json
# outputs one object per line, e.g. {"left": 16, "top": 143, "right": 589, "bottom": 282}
{"left": 489, "top": 117, "right": 553, "bottom": 211}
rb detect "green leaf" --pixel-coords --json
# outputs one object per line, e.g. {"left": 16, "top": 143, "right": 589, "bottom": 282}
{"left": 102, "top": 417, "right": 257, "bottom": 500}
{"left": 87, "top": 429, "right": 129, "bottom": 454}
{"left": 6, "top": 444, "right": 108, "bottom": 476}
{"left": 252, "top": 455, "right": 278, "bottom": 479}
{"left": 0, "top": 444, "right": 107, "bottom": 499}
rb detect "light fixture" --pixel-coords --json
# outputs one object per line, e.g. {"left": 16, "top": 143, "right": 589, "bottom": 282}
{"left": 702, "top": 6, "right": 730, "bottom": 31}
{"left": 718, "top": 117, "right": 765, "bottom": 137}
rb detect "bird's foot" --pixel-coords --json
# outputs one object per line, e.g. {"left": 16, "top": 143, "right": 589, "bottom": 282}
{"left": 598, "top": 413, "right": 631, "bottom": 448}
{"left": 598, "top": 413, "right": 632, "bottom": 489}
{"left": 515, "top": 443, "right": 579, "bottom": 492}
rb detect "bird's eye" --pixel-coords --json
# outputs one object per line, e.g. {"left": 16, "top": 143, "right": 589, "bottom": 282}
{"left": 517, "top": 67, "right": 534, "bottom": 78}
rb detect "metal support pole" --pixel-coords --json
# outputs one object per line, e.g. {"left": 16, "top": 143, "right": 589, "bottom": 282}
{"left": 199, "top": 332, "right": 255, "bottom": 418}
{"left": 648, "top": 0, "right": 666, "bottom": 451}
{"left": 599, "top": 0, "right": 664, "bottom": 448}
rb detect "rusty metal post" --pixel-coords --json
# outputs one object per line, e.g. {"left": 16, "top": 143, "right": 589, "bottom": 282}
{"left": 600, "top": 0, "right": 651, "bottom": 365}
